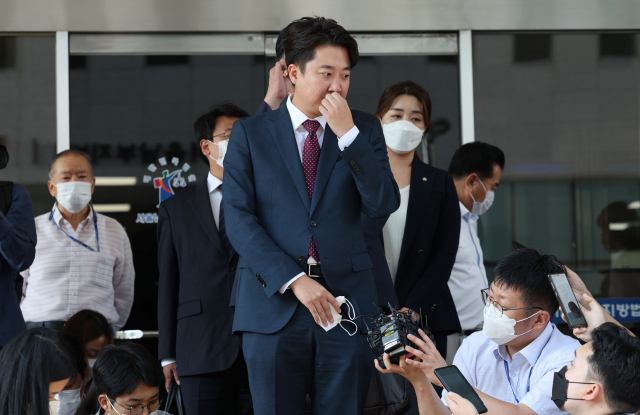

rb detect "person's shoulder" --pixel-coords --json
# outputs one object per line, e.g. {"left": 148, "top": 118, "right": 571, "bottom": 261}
{"left": 162, "top": 184, "right": 198, "bottom": 209}
{"left": 9, "top": 183, "right": 34, "bottom": 205}
{"left": 542, "top": 323, "right": 581, "bottom": 362}
{"left": 96, "top": 212, "right": 127, "bottom": 234}
{"left": 241, "top": 106, "right": 283, "bottom": 129}
{"left": 351, "top": 109, "right": 377, "bottom": 124}
{"left": 34, "top": 211, "right": 50, "bottom": 225}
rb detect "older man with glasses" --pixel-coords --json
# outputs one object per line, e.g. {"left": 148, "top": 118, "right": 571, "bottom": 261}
{"left": 377, "top": 248, "right": 581, "bottom": 415}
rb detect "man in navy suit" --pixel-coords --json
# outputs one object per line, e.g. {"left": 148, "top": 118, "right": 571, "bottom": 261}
{"left": 224, "top": 16, "right": 400, "bottom": 415}
{"left": 157, "top": 104, "right": 253, "bottom": 415}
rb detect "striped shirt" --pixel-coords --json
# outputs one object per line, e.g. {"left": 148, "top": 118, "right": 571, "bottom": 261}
{"left": 20, "top": 203, "right": 135, "bottom": 331}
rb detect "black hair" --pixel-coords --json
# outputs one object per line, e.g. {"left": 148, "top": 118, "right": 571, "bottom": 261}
{"left": 448, "top": 141, "right": 505, "bottom": 181}
{"left": 78, "top": 342, "right": 164, "bottom": 415}
{"left": 58, "top": 332, "right": 88, "bottom": 385}
{"left": 193, "top": 103, "right": 250, "bottom": 165}
{"left": 492, "top": 248, "right": 562, "bottom": 316}
{"left": 275, "top": 22, "right": 295, "bottom": 61}
{"left": 284, "top": 16, "right": 359, "bottom": 75}
{"left": 62, "top": 309, "right": 114, "bottom": 353}
{"left": 588, "top": 322, "right": 640, "bottom": 414}
{"left": 0, "top": 328, "right": 74, "bottom": 415}
{"left": 49, "top": 149, "right": 93, "bottom": 179}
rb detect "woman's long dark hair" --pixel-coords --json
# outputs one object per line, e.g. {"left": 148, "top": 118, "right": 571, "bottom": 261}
{"left": 76, "top": 342, "right": 165, "bottom": 415}
{"left": 0, "top": 328, "right": 74, "bottom": 415}
{"left": 62, "top": 310, "right": 114, "bottom": 353}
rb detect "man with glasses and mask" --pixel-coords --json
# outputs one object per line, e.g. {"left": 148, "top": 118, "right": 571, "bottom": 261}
{"left": 157, "top": 103, "right": 253, "bottom": 415}
{"left": 377, "top": 248, "right": 581, "bottom": 415}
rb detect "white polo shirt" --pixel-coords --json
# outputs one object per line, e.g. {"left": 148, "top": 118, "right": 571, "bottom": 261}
{"left": 442, "top": 323, "right": 580, "bottom": 415}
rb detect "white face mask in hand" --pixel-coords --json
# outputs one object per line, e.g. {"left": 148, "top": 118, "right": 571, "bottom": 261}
{"left": 482, "top": 304, "right": 541, "bottom": 345}
{"left": 208, "top": 139, "right": 229, "bottom": 168}
{"left": 382, "top": 120, "right": 425, "bottom": 154}
{"left": 319, "top": 296, "right": 358, "bottom": 336}
{"left": 54, "top": 181, "right": 92, "bottom": 214}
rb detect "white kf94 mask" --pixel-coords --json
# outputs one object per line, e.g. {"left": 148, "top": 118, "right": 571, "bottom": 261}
{"left": 318, "top": 296, "right": 358, "bottom": 336}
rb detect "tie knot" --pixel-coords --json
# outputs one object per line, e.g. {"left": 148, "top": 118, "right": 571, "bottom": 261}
{"left": 303, "top": 119, "right": 321, "bottom": 134}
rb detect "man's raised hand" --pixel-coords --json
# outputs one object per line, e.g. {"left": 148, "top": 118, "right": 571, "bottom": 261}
{"left": 319, "top": 92, "right": 355, "bottom": 138}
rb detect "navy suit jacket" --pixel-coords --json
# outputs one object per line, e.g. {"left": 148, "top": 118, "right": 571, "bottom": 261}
{"left": 0, "top": 184, "right": 36, "bottom": 346}
{"left": 157, "top": 179, "right": 240, "bottom": 375}
{"left": 391, "top": 158, "right": 462, "bottom": 334}
{"left": 255, "top": 100, "right": 399, "bottom": 308}
{"left": 224, "top": 103, "right": 400, "bottom": 334}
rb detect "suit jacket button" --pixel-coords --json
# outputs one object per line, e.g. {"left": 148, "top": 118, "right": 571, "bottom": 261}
{"left": 310, "top": 221, "right": 317, "bottom": 227}
{"left": 418, "top": 250, "right": 424, "bottom": 257}
{"left": 349, "top": 160, "right": 356, "bottom": 165}
{"left": 298, "top": 256, "right": 306, "bottom": 262}
{"left": 228, "top": 266, "right": 235, "bottom": 272}
{"left": 262, "top": 282, "right": 267, "bottom": 287}
{"left": 423, "top": 177, "right": 428, "bottom": 181}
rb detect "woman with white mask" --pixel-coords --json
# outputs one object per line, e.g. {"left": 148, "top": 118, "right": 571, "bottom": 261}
{"left": 372, "top": 80, "right": 461, "bottom": 359}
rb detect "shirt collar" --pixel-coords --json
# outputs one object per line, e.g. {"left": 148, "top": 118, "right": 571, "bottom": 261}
{"left": 460, "top": 201, "right": 479, "bottom": 224}
{"left": 207, "top": 172, "right": 223, "bottom": 193}
{"left": 51, "top": 203, "right": 93, "bottom": 227}
{"left": 286, "top": 95, "right": 326, "bottom": 132}
{"left": 495, "top": 322, "right": 554, "bottom": 365}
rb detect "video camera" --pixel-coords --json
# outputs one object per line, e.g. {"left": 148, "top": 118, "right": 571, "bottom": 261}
{"left": 366, "top": 304, "right": 435, "bottom": 369}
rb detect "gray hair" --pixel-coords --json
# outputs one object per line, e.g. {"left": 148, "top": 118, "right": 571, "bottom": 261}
{"left": 48, "top": 149, "right": 93, "bottom": 179}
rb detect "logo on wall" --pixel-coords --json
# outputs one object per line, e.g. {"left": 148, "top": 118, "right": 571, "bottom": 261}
{"left": 136, "top": 157, "right": 196, "bottom": 224}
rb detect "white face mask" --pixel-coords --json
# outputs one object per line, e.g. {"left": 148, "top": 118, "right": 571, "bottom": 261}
{"left": 318, "top": 296, "right": 358, "bottom": 336}
{"left": 55, "top": 387, "right": 82, "bottom": 415}
{"left": 482, "top": 304, "right": 542, "bottom": 345}
{"left": 470, "top": 179, "right": 494, "bottom": 216}
{"left": 208, "top": 139, "right": 229, "bottom": 168}
{"left": 382, "top": 120, "right": 425, "bottom": 154}
{"left": 53, "top": 181, "right": 92, "bottom": 214}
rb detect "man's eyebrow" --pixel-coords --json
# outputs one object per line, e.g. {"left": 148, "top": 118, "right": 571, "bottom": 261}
{"left": 318, "top": 64, "right": 335, "bottom": 69}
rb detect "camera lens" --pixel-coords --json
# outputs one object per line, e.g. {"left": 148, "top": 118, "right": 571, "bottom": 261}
{"left": 0, "top": 145, "right": 8, "bottom": 170}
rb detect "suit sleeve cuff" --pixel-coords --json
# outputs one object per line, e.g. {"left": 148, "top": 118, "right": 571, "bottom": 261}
{"left": 161, "top": 359, "right": 177, "bottom": 367}
{"left": 278, "top": 272, "right": 305, "bottom": 294}
{"left": 337, "top": 126, "right": 359, "bottom": 151}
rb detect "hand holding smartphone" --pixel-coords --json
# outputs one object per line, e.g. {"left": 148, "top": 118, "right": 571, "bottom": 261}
{"left": 548, "top": 273, "right": 588, "bottom": 329}
{"left": 434, "top": 366, "right": 488, "bottom": 414}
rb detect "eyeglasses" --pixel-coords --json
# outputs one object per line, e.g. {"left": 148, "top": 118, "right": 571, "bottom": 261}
{"left": 212, "top": 128, "right": 233, "bottom": 140}
{"left": 480, "top": 288, "right": 542, "bottom": 318}
{"left": 106, "top": 395, "right": 163, "bottom": 415}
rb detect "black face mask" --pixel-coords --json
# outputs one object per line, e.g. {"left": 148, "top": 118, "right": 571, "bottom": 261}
{"left": 551, "top": 366, "right": 595, "bottom": 410}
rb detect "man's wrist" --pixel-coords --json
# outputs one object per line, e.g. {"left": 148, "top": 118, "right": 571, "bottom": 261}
{"left": 264, "top": 95, "right": 283, "bottom": 111}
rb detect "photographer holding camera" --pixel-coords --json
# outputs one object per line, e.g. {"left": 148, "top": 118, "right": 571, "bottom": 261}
{"left": 0, "top": 145, "right": 37, "bottom": 348}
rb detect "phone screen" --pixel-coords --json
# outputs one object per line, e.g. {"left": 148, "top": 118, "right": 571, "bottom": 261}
{"left": 549, "top": 273, "right": 587, "bottom": 328}
{"left": 435, "top": 366, "right": 487, "bottom": 414}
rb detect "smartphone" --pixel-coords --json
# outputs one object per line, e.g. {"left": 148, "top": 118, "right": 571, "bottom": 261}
{"left": 548, "top": 273, "right": 588, "bottom": 329}
{"left": 434, "top": 366, "right": 488, "bottom": 414}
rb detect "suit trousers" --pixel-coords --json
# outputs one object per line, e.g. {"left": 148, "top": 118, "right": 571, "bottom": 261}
{"left": 241, "top": 278, "right": 373, "bottom": 415}
{"left": 179, "top": 351, "right": 253, "bottom": 415}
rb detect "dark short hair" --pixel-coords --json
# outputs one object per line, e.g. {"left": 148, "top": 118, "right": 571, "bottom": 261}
{"left": 275, "top": 22, "right": 295, "bottom": 61}
{"left": 284, "top": 16, "right": 359, "bottom": 75}
{"left": 0, "top": 328, "right": 74, "bottom": 415}
{"left": 492, "top": 248, "right": 562, "bottom": 316}
{"left": 374, "top": 80, "right": 433, "bottom": 133}
{"left": 92, "top": 342, "right": 164, "bottom": 399}
{"left": 62, "top": 309, "right": 114, "bottom": 350}
{"left": 588, "top": 323, "right": 640, "bottom": 414}
{"left": 49, "top": 149, "right": 93, "bottom": 179}
{"left": 193, "top": 103, "right": 250, "bottom": 165}
{"left": 59, "top": 332, "right": 88, "bottom": 383}
{"left": 448, "top": 142, "right": 505, "bottom": 181}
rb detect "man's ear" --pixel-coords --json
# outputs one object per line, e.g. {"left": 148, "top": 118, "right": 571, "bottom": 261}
{"left": 464, "top": 173, "right": 478, "bottom": 192}
{"left": 581, "top": 383, "right": 599, "bottom": 402}
{"left": 47, "top": 180, "right": 57, "bottom": 198}
{"left": 91, "top": 176, "right": 96, "bottom": 194}
{"left": 98, "top": 394, "right": 110, "bottom": 412}
{"left": 199, "top": 139, "right": 211, "bottom": 157}
{"left": 288, "top": 64, "right": 299, "bottom": 87}
{"left": 532, "top": 310, "right": 551, "bottom": 330}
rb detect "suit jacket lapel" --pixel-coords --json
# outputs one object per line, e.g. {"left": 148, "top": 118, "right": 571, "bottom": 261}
{"left": 310, "top": 125, "right": 340, "bottom": 215}
{"left": 188, "top": 179, "right": 227, "bottom": 257}
{"left": 398, "top": 159, "right": 435, "bottom": 267}
{"left": 268, "top": 105, "right": 311, "bottom": 212}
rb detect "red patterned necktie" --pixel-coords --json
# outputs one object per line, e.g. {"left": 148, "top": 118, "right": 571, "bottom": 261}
{"left": 302, "top": 119, "right": 321, "bottom": 262}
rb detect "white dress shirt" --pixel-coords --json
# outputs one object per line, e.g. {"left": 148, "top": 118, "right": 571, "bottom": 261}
{"left": 278, "top": 95, "right": 359, "bottom": 293}
{"left": 20, "top": 203, "right": 135, "bottom": 332}
{"left": 442, "top": 323, "right": 580, "bottom": 415}
{"left": 448, "top": 202, "right": 489, "bottom": 330}
{"left": 382, "top": 185, "right": 410, "bottom": 283}
{"left": 162, "top": 172, "right": 223, "bottom": 368}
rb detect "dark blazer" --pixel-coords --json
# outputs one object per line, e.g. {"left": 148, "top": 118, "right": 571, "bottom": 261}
{"left": 254, "top": 100, "right": 398, "bottom": 308}
{"left": 157, "top": 178, "right": 240, "bottom": 376}
{"left": 392, "top": 158, "right": 462, "bottom": 334}
{"left": 224, "top": 103, "right": 400, "bottom": 334}
{"left": 0, "top": 184, "right": 36, "bottom": 346}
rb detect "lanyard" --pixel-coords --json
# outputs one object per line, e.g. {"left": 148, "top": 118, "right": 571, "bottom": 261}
{"left": 502, "top": 325, "right": 554, "bottom": 404}
{"left": 50, "top": 203, "right": 100, "bottom": 253}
